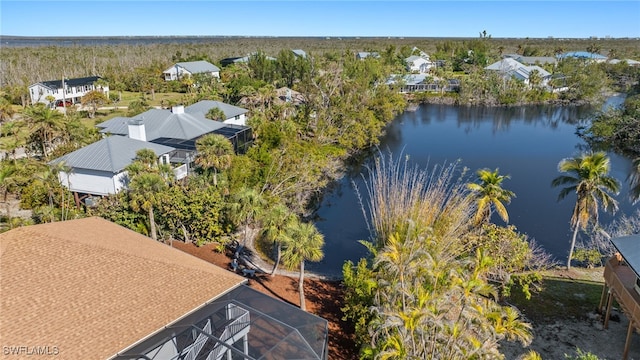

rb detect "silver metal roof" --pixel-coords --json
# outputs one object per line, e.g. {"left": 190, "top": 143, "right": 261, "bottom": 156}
{"left": 49, "top": 136, "right": 175, "bottom": 173}
{"left": 612, "top": 235, "right": 640, "bottom": 278}
{"left": 98, "top": 107, "right": 227, "bottom": 141}
{"left": 185, "top": 100, "right": 248, "bottom": 119}
{"left": 172, "top": 60, "right": 220, "bottom": 74}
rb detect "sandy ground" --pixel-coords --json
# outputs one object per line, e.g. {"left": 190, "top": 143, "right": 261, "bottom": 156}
{"left": 501, "top": 313, "right": 639, "bottom": 359}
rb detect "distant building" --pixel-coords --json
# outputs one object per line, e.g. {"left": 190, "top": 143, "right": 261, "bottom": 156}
{"left": 356, "top": 51, "right": 380, "bottom": 60}
{"left": 163, "top": 60, "right": 220, "bottom": 81}
{"left": 29, "top": 76, "right": 108, "bottom": 107}
{"left": 485, "top": 58, "right": 552, "bottom": 87}
{"left": 558, "top": 51, "right": 608, "bottom": 62}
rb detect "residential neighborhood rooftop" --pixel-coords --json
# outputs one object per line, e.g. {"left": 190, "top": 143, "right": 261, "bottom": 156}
{"left": 0, "top": 217, "right": 246, "bottom": 359}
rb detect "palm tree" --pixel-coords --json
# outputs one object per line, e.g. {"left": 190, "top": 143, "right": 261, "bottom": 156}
{"left": 205, "top": 107, "right": 226, "bottom": 121}
{"left": 195, "top": 133, "right": 234, "bottom": 186}
{"left": 128, "top": 172, "right": 167, "bottom": 241}
{"left": 281, "top": 220, "right": 324, "bottom": 311}
{"left": 260, "top": 203, "right": 296, "bottom": 275}
{"left": 230, "top": 188, "right": 266, "bottom": 245}
{"left": 467, "top": 168, "right": 516, "bottom": 225}
{"left": 0, "top": 163, "right": 18, "bottom": 228}
{"left": 23, "top": 104, "right": 65, "bottom": 160}
{"left": 551, "top": 152, "right": 620, "bottom": 269}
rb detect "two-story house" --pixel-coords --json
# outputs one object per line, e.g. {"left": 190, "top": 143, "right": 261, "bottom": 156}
{"left": 29, "top": 76, "right": 109, "bottom": 107}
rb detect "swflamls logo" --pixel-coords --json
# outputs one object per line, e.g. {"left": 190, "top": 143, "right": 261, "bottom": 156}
{"left": 2, "top": 346, "right": 59, "bottom": 356}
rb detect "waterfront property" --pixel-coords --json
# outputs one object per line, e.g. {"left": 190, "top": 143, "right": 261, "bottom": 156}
{"left": 28, "top": 75, "right": 109, "bottom": 107}
{"left": 600, "top": 235, "right": 640, "bottom": 360}
{"left": 163, "top": 60, "right": 220, "bottom": 81}
{"left": 50, "top": 101, "right": 252, "bottom": 201}
{"left": 485, "top": 58, "right": 552, "bottom": 87}
{"left": 0, "top": 217, "right": 328, "bottom": 360}
{"left": 386, "top": 73, "right": 460, "bottom": 93}
{"left": 48, "top": 135, "right": 177, "bottom": 198}
{"left": 405, "top": 55, "right": 434, "bottom": 73}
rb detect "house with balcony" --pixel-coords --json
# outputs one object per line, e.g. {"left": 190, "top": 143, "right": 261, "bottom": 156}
{"left": 28, "top": 75, "right": 109, "bottom": 107}
{"left": 0, "top": 217, "right": 329, "bottom": 360}
{"left": 50, "top": 101, "right": 252, "bottom": 201}
{"left": 600, "top": 234, "right": 640, "bottom": 360}
{"left": 405, "top": 55, "right": 434, "bottom": 73}
{"left": 163, "top": 60, "right": 220, "bottom": 81}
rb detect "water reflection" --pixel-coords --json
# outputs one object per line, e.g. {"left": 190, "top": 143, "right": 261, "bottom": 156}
{"left": 310, "top": 98, "right": 637, "bottom": 277}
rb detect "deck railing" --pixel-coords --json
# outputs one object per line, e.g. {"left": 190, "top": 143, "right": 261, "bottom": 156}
{"left": 603, "top": 256, "right": 640, "bottom": 329}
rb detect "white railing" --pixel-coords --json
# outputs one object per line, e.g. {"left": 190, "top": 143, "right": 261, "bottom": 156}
{"left": 206, "top": 304, "right": 251, "bottom": 360}
{"left": 182, "top": 319, "right": 212, "bottom": 360}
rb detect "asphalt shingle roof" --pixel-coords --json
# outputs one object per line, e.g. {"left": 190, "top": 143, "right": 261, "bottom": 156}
{"left": 0, "top": 217, "right": 245, "bottom": 359}
{"left": 49, "top": 135, "right": 175, "bottom": 173}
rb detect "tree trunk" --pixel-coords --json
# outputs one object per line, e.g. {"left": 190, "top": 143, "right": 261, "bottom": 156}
{"left": 149, "top": 206, "right": 158, "bottom": 241}
{"left": 567, "top": 219, "right": 580, "bottom": 270}
{"left": 299, "top": 260, "right": 306, "bottom": 311}
{"left": 270, "top": 241, "right": 281, "bottom": 276}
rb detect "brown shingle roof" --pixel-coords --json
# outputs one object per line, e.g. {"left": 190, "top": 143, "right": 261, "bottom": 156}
{"left": 0, "top": 217, "right": 245, "bottom": 359}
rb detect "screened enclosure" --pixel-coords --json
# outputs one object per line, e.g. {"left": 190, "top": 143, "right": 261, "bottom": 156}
{"left": 114, "top": 285, "right": 328, "bottom": 360}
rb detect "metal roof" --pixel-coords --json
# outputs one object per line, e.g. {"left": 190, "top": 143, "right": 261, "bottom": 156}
{"left": 49, "top": 136, "right": 175, "bottom": 173}
{"left": 98, "top": 107, "right": 227, "bottom": 141}
{"left": 612, "top": 235, "right": 640, "bottom": 278}
{"left": 172, "top": 60, "right": 220, "bottom": 74}
{"left": 292, "top": 49, "right": 307, "bottom": 58}
{"left": 559, "top": 51, "right": 607, "bottom": 60}
{"left": 185, "top": 100, "right": 248, "bottom": 119}
{"left": 31, "top": 76, "right": 102, "bottom": 90}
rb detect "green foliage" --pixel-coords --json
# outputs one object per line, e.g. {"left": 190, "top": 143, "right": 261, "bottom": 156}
{"left": 565, "top": 348, "right": 601, "bottom": 360}
{"left": 341, "top": 258, "right": 377, "bottom": 346}
{"left": 572, "top": 247, "right": 604, "bottom": 268}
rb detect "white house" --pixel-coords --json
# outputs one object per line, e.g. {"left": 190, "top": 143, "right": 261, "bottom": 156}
{"left": 356, "top": 51, "right": 380, "bottom": 60}
{"left": 29, "top": 76, "right": 108, "bottom": 107}
{"left": 49, "top": 135, "right": 176, "bottom": 197}
{"left": 485, "top": 58, "right": 552, "bottom": 87}
{"left": 405, "top": 55, "right": 433, "bottom": 73}
{"left": 163, "top": 60, "right": 220, "bottom": 81}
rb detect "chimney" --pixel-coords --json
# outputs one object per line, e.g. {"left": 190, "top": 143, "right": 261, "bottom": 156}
{"left": 128, "top": 118, "right": 146, "bottom": 141}
{"left": 171, "top": 105, "right": 185, "bottom": 114}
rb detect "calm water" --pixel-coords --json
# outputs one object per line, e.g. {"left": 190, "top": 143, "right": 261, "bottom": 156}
{"left": 309, "top": 97, "right": 638, "bottom": 277}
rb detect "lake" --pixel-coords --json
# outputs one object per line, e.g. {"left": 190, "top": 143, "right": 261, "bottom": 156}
{"left": 309, "top": 96, "right": 638, "bottom": 277}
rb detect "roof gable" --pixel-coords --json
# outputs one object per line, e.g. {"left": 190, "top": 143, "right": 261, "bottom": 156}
{"left": 49, "top": 136, "right": 174, "bottom": 172}
{"left": 171, "top": 60, "right": 220, "bottom": 74}
{"left": 0, "top": 217, "right": 245, "bottom": 359}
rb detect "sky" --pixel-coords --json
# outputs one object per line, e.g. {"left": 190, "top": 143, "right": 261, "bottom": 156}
{"left": 1, "top": 1, "right": 639, "bottom": 39}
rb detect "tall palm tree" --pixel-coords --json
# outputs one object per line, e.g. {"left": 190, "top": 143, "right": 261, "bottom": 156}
{"left": 260, "top": 203, "right": 296, "bottom": 275}
{"left": 230, "top": 188, "right": 266, "bottom": 245}
{"left": 552, "top": 152, "right": 620, "bottom": 269}
{"left": 195, "top": 133, "right": 234, "bottom": 186}
{"left": 0, "top": 163, "right": 18, "bottom": 228}
{"left": 128, "top": 172, "right": 167, "bottom": 241}
{"left": 467, "top": 168, "right": 516, "bottom": 225}
{"left": 281, "top": 220, "right": 324, "bottom": 311}
{"left": 22, "top": 104, "right": 65, "bottom": 160}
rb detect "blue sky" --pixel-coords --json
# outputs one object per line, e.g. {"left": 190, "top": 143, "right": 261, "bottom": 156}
{"left": 1, "top": 1, "right": 639, "bottom": 38}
